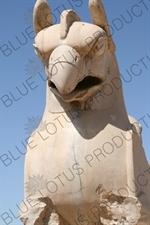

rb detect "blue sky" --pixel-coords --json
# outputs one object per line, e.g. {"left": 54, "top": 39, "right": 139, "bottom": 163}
{"left": 0, "top": 0, "right": 150, "bottom": 224}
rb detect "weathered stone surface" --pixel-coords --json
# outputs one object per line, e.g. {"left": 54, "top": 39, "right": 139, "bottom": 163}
{"left": 20, "top": 0, "right": 150, "bottom": 224}
{"left": 96, "top": 184, "right": 141, "bottom": 224}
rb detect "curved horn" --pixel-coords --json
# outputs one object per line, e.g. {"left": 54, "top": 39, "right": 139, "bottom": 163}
{"left": 33, "top": 0, "right": 52, "bottom": 34}
{"left": 60, "top": 10, "right": 80, "bottom": 39}
{"left": 89, "top": 0, "right": 115, "bottom": 53}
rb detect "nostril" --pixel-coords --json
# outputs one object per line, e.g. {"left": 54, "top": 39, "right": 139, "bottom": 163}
{"left": 75, "top": 56, "right": 78, "bottom": 62}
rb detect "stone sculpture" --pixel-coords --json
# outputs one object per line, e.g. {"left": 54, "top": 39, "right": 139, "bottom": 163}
{"left": 20, "top": 0, "right": 150, "bottom": 224}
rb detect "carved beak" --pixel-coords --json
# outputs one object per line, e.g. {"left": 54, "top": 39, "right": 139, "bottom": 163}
{"left": 48, "top": 45, "right": 104, "bottom": 102}
{"left": 48, "top": 45, "right": 83, "bottom": 95}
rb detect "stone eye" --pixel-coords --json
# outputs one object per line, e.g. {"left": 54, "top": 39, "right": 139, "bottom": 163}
{"left": 94, "top": 37, "right": 106, "bottom": 57}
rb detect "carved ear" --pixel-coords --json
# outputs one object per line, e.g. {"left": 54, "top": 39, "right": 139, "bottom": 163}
{"left": 33, "top": 0, "right": 52, "bottom": 34}
{"left": 89, "top": 0, "right": 115, "bottom": 53}
{"left": 60, "top": 10, "right": 80, "bottom": 39}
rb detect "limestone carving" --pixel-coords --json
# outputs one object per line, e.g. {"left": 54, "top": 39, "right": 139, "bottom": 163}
{"left": 20, "top": 0, "right": 150, "bottom": 224}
